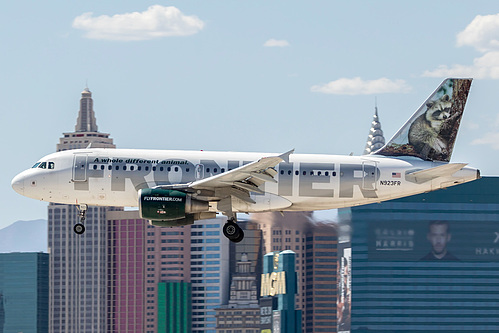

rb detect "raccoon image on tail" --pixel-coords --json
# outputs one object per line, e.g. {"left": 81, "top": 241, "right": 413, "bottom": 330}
{"left": 375, "top": 78, "right": 472, "bottom": 162}
{"left": 408, "top": 94, "right": 453, "bottom": 158}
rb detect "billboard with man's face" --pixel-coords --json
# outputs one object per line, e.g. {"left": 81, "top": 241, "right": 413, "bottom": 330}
{"left": 368, "top": 220, "right": 499, "bottom": 261}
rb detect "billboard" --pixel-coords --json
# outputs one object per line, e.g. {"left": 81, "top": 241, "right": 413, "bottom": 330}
{"left": 369, "top": 220, "right": 499, "bottom": 261}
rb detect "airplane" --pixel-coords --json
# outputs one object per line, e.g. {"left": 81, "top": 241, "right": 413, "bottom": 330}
{"left": 12, "top": 78, "right": 479, "bottom": 242}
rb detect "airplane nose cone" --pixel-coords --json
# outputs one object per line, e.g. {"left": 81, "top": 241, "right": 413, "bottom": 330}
{"left": 11, "top": 173, "right": 25, "bottom": 195}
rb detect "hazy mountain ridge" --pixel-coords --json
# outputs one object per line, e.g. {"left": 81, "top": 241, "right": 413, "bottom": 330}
{"left": 0, "top": 219, "right": 47, "bottom": 253}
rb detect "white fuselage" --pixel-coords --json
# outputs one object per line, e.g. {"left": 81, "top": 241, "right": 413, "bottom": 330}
{"left": 11, "top": 148, "right": 479, "bottom": 213}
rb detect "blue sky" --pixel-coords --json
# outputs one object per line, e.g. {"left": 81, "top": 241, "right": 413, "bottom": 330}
{"left": 3, "top": 1, "right": 499, "bottom": 228}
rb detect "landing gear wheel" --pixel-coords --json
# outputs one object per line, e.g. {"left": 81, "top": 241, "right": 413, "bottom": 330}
{"left": 223, "top": 219, "right": 244, "bottom": 243}
{"left": 74, "top": 223, "right": 85, "bottom": 235}
{"left": 74, "top": 204, "right": 88, "bottom": 235}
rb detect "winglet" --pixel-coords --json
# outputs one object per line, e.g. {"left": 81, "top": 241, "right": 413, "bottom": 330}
{"left": 279, "top": 149, "right": 295, "bottom": 163}
{"left": 375, "top": 78, "right": 472, "bottom": 162}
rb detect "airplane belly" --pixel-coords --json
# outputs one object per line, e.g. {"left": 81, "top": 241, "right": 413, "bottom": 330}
{"left": 231, "top": 193, "right": 292, "bottom": 213}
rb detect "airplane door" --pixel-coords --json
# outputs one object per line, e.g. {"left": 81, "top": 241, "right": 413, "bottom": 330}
{"left": 195, "top": 164, "right": 204, "bottom": 180}
{"left": 73, "top": 154, "right": 88, "bottom": 182}
{"left": 362, "top": 161, "right": 378, "bottom": 191}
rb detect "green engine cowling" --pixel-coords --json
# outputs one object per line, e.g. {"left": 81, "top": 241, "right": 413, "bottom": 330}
{"left": 138, "top": 188, "right": 210, "bottom": 226}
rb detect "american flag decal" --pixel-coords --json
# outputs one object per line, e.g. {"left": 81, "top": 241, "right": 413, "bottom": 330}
{"left": 392, "top": 172, "right": 401, "bottom": 178}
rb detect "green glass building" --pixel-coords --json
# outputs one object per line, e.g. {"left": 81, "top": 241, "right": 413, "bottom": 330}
{"left": 157, "top": 281, "right": 192, "bottom": 333}
{"left": 0, "top": 252, "right": 49, "bottom": 333}
{"left": 350, "top": 177, "right": 499, "bottom": 332}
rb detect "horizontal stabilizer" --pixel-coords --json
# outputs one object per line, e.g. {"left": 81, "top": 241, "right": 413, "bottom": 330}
{"left": 405, "top": 163, "right": 468, "bottom": 184}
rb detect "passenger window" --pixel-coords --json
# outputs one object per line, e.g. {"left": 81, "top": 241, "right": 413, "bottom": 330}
{"left": 295, "top": 170, "right": 299, "bottom": 176}
{"left": 108, "top": 165, "right": 112, "bottom": 170}
{"left": 288, "top": 170, "right": 292, "bottom": 175}
{"left": 175, "top": 167, "right": 179, "bottom": 172}
{"left": 130, "top": 166, "right": 135, "bottom": 171}
{"left": 93, "top": 165, "right": 97, "bottom": 170}
{"left": 101, "top": 165, "right": 105, "bottom": 170}
{"left": 325, "top": 171, "right": 329, "bottom": 176}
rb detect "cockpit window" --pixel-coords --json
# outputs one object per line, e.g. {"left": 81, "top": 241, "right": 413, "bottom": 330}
{"left": 31, "top": 161, "right": 55, "bottom": 169}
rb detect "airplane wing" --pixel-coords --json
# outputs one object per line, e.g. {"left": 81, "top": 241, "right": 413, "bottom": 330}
{"left": 154, "top": 149, "right": 294, "bottom": 204}
{"left": 190, "top": 149, "right": 293, "bottom": 190}
{"left": 405, "top": 163, "right": 468, "bottom": 184}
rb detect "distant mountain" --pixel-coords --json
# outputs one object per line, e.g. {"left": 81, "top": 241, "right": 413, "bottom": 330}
{"left": 0, "top": 219, "right": 47, "bottom": 253}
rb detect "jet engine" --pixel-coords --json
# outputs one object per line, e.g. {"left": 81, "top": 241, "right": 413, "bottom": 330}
{"left": 139, "top": 188, "right": 210, "bottom": 226}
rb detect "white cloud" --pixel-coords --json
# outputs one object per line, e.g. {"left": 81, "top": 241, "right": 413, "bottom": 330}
{"left": 263, "top": 39, "right": 290, "bottom": 47}
{"left": 424, "top": 13, "right": 499, "bottom": 79}
{"left": 72, "top": 5, "right": 204, "bottom": 41}
{"left": 471, "top": 132, "right": 499, "bottom": 149}
{"left": 457, "top": 14, "right": 499, "bottom": 52}
{"left": 310, "top": 77, "right": 412, "bottom": 95}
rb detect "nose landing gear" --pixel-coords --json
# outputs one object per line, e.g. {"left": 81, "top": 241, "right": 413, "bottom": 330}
{"left": 74, "top": 204, "right": 87, "bottom": 235}
{"left": 223, "top": 216, "right": 244, "bottom": 243}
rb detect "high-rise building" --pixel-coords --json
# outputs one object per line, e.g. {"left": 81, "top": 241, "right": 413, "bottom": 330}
{"left": 191, "top": 217, "right": 231, "bottom": 333}
{"left": 215, "top": 253, "right": 260, "bottom": 333}
{"left": 144, "top": 215, "right": 191, "bottom": 333}
{"left": 350, "top": 177, "right": 499, "bottom": 332}
{"left": 261, "top": 250, "right": 302, "bottom": 333}
{"left": 106, "top": 209, "right": 193, "bottom": 333}
{"left": 107, "top": 210, "right": 147, "bottom": 333}
{"left": 157, "top": 281, "right": 192, "bottom": 332}
{"left": 48, "top": 88, "right": 116, "bottom": 333}
{"left": 56, "top": 88, "right": 115, "bottom": 151}
{"left": 0, "top": 252, "right": 49, "bottom": 333}
{"left": 254, "top": 212, "right": 342, "bottom": 333}
{"left": 363, "top": 105, "right": 385, "bottom": 155}
{"left": 304, "top": 223, "right": 339, "bottom": 332}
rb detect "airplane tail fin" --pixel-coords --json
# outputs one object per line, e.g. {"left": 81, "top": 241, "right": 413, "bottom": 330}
{"left": 375, "top": 78, "right": 472, "bottom": 162}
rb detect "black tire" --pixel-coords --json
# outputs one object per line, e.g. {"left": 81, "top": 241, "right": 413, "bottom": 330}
{"left": 232, "top": 229, "right": 245, "bottom": 243}
{"left": 223, "top": 221, "right": 245, "bottom": 242}
{"left": 223, "top": 221, "right": 238, "bottom": 238}
{"left": 74, "top": 223, "right": 85, "bottom": 235}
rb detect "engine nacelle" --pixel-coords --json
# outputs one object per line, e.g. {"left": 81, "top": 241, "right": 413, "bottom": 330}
{"left": 139, "top": 188, "right": 209, "bottom": 222}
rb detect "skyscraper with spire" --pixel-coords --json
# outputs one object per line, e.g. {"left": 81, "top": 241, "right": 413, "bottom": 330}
{"left": 363, "top": 104, "right": 386, "bottom": 155}
{"left": 49, "top": 88, "right": 116, "bottom": 333}
{"left": 57, "top": 88, "right": 115, "bottom": 151}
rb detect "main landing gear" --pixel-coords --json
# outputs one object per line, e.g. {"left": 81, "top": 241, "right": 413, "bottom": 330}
{"left": 74, "top": 204, "right": 87, "bottom": 235}
{"left": 223, "top": 216, "right": 244, "bottom": 243}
